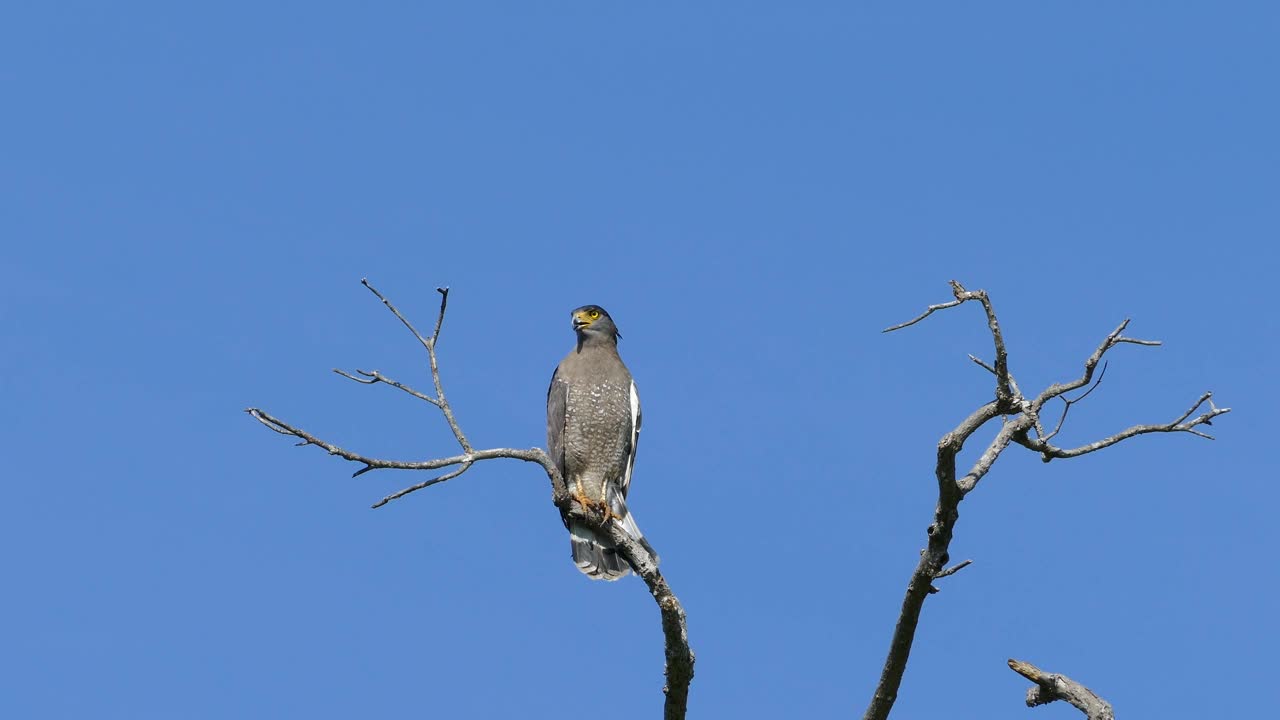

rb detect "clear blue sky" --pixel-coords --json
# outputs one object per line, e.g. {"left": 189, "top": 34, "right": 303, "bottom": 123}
{"left": 3, "top": 3, "right": 1276, "bottom": 718}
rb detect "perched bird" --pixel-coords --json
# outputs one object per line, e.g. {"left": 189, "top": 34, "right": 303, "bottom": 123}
{"left": 547, "top": 305, "right": 654, "bottom": 580}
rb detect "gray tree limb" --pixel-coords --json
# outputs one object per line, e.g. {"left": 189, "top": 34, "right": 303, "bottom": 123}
{"left": 862, "top": 282, "right": 1229, "bottom": 720}
{"left": 247, "top": 280, "right": 694, "bottom": 720}
{"left": 1008, "top": 659, "right": 1114, "bottom": 720}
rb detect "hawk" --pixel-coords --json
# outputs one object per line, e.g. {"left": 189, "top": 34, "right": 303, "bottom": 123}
{"left": 546, "top": 305, "right": 654, "bottom": 580}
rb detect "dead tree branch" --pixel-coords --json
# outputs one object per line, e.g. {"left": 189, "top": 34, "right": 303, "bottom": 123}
{"left": 862, "top": 281, "right": 1229, "bottom": 720}
{"left": 1008, "top": 659, "right": 1114, "bottom": 720}
{"left": 333, "top": 368, "right": 439, "bottom": 406}
{"left": 247, "top": 280, "right": 694, "bottom": 720}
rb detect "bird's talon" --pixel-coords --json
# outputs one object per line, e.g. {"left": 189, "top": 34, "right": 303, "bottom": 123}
{"left": 570, "top": 493, "right": 608, "bottom": 519}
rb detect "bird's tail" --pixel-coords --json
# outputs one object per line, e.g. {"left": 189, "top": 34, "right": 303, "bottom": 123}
{"left": 569, "top": 486, "right": 658, "bottom": 581}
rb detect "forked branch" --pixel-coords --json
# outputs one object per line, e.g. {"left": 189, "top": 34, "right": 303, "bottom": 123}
{"left": 863, "top": 281, "right": 1229, "bottom": 720}
{"left": 247, "top": 280, "right": 694, "bottom": 720}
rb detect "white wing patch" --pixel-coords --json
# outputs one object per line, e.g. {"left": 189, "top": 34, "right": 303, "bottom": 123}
{"left": 622, "top": 380, "right": 641, "bottom": 496}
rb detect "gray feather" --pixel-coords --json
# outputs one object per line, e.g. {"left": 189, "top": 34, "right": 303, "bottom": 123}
{"left": 569, "top": 520, "right": 630, "bottom": 581}
{"left": 546, "top": 368, "right": 568, "bottom": 484}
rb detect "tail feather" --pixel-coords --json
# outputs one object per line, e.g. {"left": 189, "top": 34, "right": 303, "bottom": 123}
{"left": 568, "top": 488, "right": 658, "bottom": 581}
{"left": 570, "top": 520, "right": 630, "bottom": 581}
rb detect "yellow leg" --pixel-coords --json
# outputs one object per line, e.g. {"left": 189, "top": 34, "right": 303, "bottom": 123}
{"left": 569, "top": 479, "right": 613, "bottom": 520}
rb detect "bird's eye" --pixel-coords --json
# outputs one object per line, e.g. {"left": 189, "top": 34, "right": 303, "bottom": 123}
{"left": 589, "top": 310, "right": 600, "bottom": 319}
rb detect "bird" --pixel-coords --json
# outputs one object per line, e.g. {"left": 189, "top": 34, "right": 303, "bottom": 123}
{"left": 546, "top": 304, "right": 655, "bottom": 581}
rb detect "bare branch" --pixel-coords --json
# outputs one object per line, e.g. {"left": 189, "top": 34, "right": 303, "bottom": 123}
{"left": 863, "top": 281, "right": 1228, "bottom": 720}
{"left": 968, "top": 354, "right": 996, "bottom": 375}
{"left": 1008, "top": 659, "right": 1114, "bottom": 720}
{"left": 887, "top": 281, "right": 1012, "bottom": 402}
{"left": 882, "top": 298, "right": 966, "bottom": 332}
{"left": 934, "top": 559, "right": 972, "bottom": 580}
{"left": 432, "top": 285, "right": 450, "bottom": 342}
{"left": 424, "top": 287, "right": 472, "bottom": 453}
{"left": 358, "top": 281, "right": 472, "bottom": 453}
{"left": 957, "top": 419, "right": 1028, "bottom": 494}
{"left": 1017, "top": 392, "right": 1231, "bottom": 460}
{"left": 333, "top": 368, "right": 378, "bottom": 384}
{"left": 1170, "top": 391, "right": 1219, "bottom": 425}
{"left": 1042, "top": 361, "right": 1108, "bottom": 442}
{"left": 1031, "top": 320, "right": 1160, "bottom": 413}
{"left": 361, "top": 277, "right": 432, "bottom": 351}
{"left": 966, "top": 287, "right": 1012, "bottom": 403}
{"left": 333, "top": 368, "right": 441, "bottom": 407}
{"left": 246, "top": 408, "right": 550, "bottom": 481}
{"left": 249, "top": 281, "right": 693, "bottom": 719}
{"left": 1115, "top": 337, "right": 1162, "bottom": 347}
{"left": 969, "top": 354, "right": 1029, "bottom": 414}
{"left": 371, "top": 463, "right": 473, "bottom": 508}
{"left": 593, "top": 521, "right": 694, "bottom": 719}
{"left": 863, "top": 400, "right": 1002, "bottom": 720}
{"left": 1032, "top": 320, "right": 1128, "bottom": 408}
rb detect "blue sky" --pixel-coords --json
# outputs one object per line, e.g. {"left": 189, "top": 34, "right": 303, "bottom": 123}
{"left": 3, "top": 3, "right": 1277, "bottom": 718}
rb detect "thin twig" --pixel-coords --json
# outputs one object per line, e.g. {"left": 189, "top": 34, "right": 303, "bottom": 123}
{"left": 333, "top": 368, "right": 441, "bottom": 406}
{"left": 882, "top": 298, "right": 966, "bottom": 332}
{"left": 1030, "top": 320, "right": 1160, "bottom": 413}
{"left": 1008, "top": 659, "right": 1114, "bottom": 720}
{"left": 1042, "top": 362, "right": 1109, "bottom": 442}
{"left": 425, "top": 287, "right": 472, "bottom": 453}
{"left": 359, "top": 281, "right": 471, "bottom": 452}
{"left": 1017, "top": 392, "right": 1230, "bottom": 460}
{"left": 246, "top": 408, "right": 549, "bottom": 481}
{"left": 371, "top": 463, "right": 473, "bottom": 508}
{"left": 432, "top": 286, "right": 449, "bottom": 342}
{"left": 968, "top": 354, "right": 997, "bottom": 375}
{"left": 333, "top": 369, "right": 378, "bottom": 384}
{"left": 934, "top": 559, "right": 972, "bottom": 580}
{"left": 969, "top": 354, "right": 1028, "bottom": 415}
{"left": 361, "top": 278, "right": 431, "bottom": 351}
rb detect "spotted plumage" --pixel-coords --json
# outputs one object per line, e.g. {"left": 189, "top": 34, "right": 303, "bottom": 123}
{"left": 546, "top": 305, "right": 652, "bottom": 580}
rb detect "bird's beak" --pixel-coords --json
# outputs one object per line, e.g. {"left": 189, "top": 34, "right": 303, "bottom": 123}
{"left": 572, "top": 311, "right": 593, "bottom": 331}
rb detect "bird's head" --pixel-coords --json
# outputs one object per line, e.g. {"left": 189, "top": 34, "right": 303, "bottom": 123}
{"left": 571, "top": 305, "right": 621, "bottom": 345}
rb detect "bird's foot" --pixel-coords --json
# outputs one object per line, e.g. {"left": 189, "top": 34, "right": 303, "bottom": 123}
{"left": 571, "top": 492, "right": 610, "bottom": 520}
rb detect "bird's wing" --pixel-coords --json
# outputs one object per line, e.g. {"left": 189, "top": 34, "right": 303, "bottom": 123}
{"left": 621, "top": 379, "right": 641, "bottom": 498}
{"left": 546, "top": 367, "right": 568, "bottom": 482}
